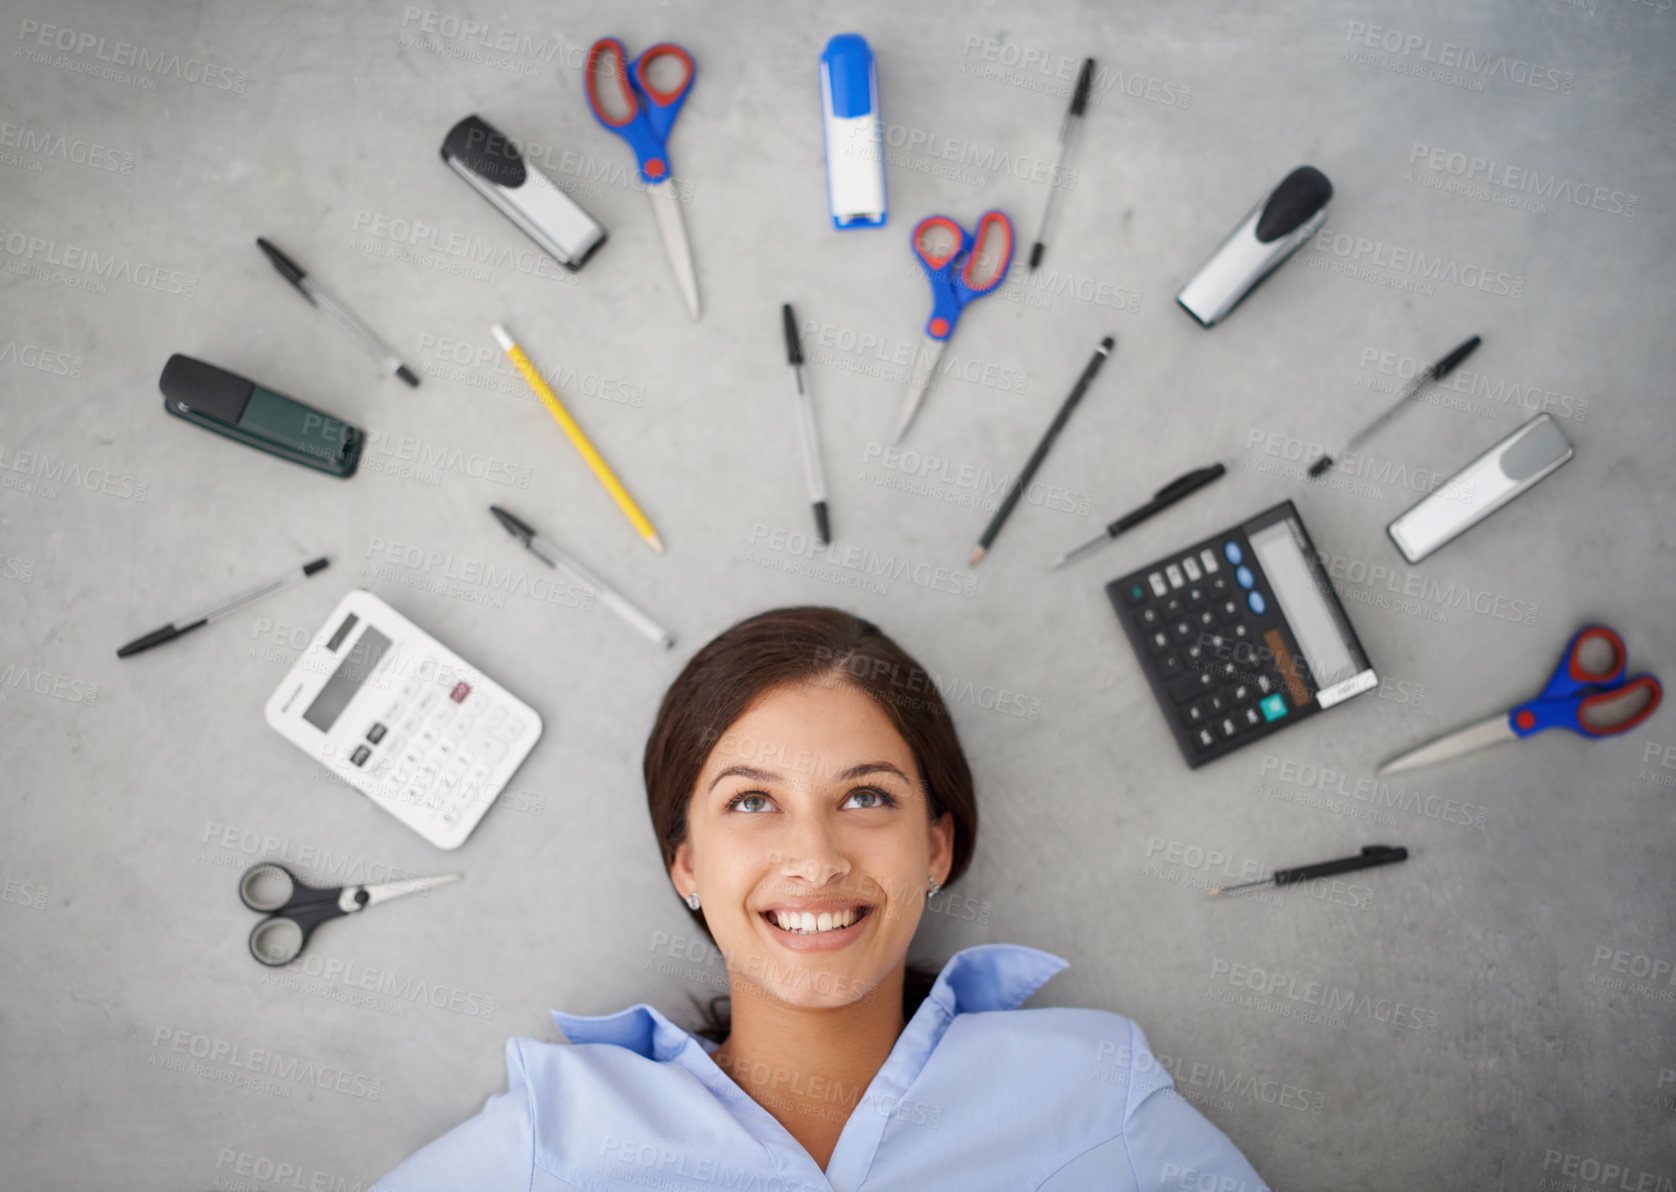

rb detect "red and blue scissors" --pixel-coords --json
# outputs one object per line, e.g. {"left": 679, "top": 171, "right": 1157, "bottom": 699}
{"left": 1378, "top": 625, "right": 1662, "bottom": 775}
{"left": 585, "top": 38, "right": 700, "bottom": 319}
{"left": 892, "top": 210, "right": 1013, "bottom": 442}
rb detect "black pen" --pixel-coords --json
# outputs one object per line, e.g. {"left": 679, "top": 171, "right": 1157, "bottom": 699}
{"left": 1205, "top": 844, "right": 1410, "bottom": 896}
{"left": 257, "top": 238, "right": 419, "bottom": 387}
{"left": 117, "top": 557, "right": 329, "bottom": 658}
{"left": 1028, "top": 57, "right": 1094, "bottom": 272}
{"left": 1051, "top": 463, "right": 1226, "bottom": 569}
{"left": 1307, "top": 335, "right": 1481, "bottom": 477}
{"left": 972, "top": 335, "right": 1114, "bottom": 565}
{"left": 783, "top": 304, "right": 830, "bottom": 545}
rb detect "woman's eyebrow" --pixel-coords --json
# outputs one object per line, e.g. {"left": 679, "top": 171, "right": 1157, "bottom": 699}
{"left": 706, "top": 760, "right": 910, "bottom": 792}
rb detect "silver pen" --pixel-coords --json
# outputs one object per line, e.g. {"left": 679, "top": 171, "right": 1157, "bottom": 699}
{"left": 117, "top": 557, "right": 329, "bottom": 657}
{"left": 489, "top": 506, "right": 675, "bottom": 648}
{"left": 782, "top": 304, "right": 830, "bottom": 544}
{"left": 1027, "top": 58, "right": 1093, "bottom": 272}
{"left": 257, "top": 238, "right": 419, "bottom": 386}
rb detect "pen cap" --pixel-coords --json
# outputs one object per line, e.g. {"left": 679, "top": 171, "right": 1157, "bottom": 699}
{"left": 1177, "top": 165, "right": 1331, "bottom": 327}
{"left": 820, "top": 34, "right": 887, "bottom": 228}
{"left": 441, "top": 114, "right": 607, "bottom": 270}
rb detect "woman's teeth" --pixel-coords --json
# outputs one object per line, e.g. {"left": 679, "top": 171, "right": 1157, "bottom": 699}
{"left": 768, "top": 908, "right": 866, "bottom": 934}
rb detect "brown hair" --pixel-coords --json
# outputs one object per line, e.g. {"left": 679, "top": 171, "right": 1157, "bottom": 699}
{"left": 643, "top": 606, "right": 979, "bottom": 1042}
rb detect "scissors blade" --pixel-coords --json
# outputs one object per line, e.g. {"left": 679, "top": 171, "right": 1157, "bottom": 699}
{"left": 1376, "top": 713, "right": 1515, "bottom": 776}
{"left": 647, "top": 180, "right": 699, "bottom": 320}
{"left": 893, "top": 339, "right": 947, "bottom": 443}
{"left": 352, "top": 873, "right": 463, "bottom": 912}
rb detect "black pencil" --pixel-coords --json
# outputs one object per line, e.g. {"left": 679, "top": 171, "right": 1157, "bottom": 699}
{"left": 971, "top": 336, "right": 1115, "bottom": 565}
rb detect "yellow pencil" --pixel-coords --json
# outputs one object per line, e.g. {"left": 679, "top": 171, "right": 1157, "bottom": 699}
{"left": 491, "top": 324, "right": 663, "bottom": 554}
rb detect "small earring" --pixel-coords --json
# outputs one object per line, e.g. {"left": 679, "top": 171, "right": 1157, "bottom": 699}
{"left": 927, "top": 876, "right": 941, "bottom": 897}
{"left": 686, "top": 891, "right": 701, "bottom": 911}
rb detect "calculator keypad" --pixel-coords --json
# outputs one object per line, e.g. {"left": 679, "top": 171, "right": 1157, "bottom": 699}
{"left": 1109, "top": 530, "right": 1320, "bottom": 767}
{"left": 354, "top": 676, "right": 519, "bottom": 834}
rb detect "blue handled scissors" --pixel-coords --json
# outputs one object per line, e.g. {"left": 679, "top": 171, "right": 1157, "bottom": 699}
{"left": 239, "top": 862, "right": 461, "bottom": 967}
{"left": 1377, "top": 625, "right": 1662, "bottom": 775}
{"left": 585, "top": 37, "right": 700, "bottom": 319}
{"left": 893, "top": 211, "right": 1014, "bottom": 443}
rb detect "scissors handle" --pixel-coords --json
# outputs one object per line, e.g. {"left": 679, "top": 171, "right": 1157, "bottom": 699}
{"left": 584, "top": 38, "right": 694, "bottom": 184}
{"left": 1510, "top": 673, "right": 1662, "bottom": 739}
{"left": 912, "top": 211, "right": 1013, "bottom": 340}
{"left": 955, "top": 210, "right": 1014, "bottom": 297}
{"left": 1536, "top": 625, "right": 1627, "bottom": 701}
{"left": 239, "top": 863, "right": 354, "bottom": 967}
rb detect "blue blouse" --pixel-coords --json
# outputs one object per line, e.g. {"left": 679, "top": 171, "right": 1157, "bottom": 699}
{"left": 372, "top": 943, "right": 1269, "bottom": 1191}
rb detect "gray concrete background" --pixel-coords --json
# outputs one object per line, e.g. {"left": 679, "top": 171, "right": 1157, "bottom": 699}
{"left": 2, "top": 0, "right": 1673, "bottom": 1188}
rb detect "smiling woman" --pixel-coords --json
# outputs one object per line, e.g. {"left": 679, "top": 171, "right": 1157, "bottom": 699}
{"left": 372, "top": 607, "right": 1268, "bottom": 1191}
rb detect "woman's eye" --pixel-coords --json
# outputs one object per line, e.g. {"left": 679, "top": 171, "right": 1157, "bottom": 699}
{"left": 844, "top": 787, "right": 898, "bottom": 810}
{"left": 726, "top": 793, "right": 771, "bottom": 813}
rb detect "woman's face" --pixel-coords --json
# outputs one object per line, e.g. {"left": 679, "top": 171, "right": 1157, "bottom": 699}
{"left": 670, "top": 679, "right": 954, "bottom": 1011}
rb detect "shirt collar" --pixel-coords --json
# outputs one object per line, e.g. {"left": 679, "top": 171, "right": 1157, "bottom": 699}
{"left": 549, "top": 942, "right": 1069, "bottom": 1059}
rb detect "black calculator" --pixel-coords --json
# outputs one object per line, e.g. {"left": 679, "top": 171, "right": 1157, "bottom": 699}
{"left": 1105, "top": 501, "right": 1378, "bottom": 767}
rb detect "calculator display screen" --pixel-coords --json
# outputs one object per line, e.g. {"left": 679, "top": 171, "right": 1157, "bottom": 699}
{"left": 303, "top": 627, "right": 392, "bottom": 732}
{"left": 1248, "top": 521, "right": 1357, "bottom": 690}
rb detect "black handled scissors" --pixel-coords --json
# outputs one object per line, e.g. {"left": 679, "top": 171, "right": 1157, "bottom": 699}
{"left": 238, "top": 863, "right": 461, "bottom": 967}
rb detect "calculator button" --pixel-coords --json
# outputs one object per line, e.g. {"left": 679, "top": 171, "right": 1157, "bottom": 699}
{"left": 1139, "top": 607, "right": 1161, "bottom": 627}
{"left": 1181, "top": 556, "right": 1201, "bottom": 582}
{"left": 1256, "top": 674, "right": 1274, "bottom": 695}
{"left": 1230, "top": 683, "right": 1251, "bottom": 705}
{"left": 417, "top": 727, "right": 439, "bottom": 749}
{"left": 1219, "top": 598, "right": 1240, "bottom": 619}
{"left": 1195, "top": 727, "right": 1217, "bottom": 751}
{"left": 1260, "top": 693, "right": 1288, "bottom": 721}
{"left": 1218, "top": 717, "right": 1239, "bottom": 740}
{"left": 350, "top": 745, "right": 371, "bottom": 767}
{"left": 495, "top": 717, "right": 525, "bottom": 742}
{"left": 1184, "top": 641, "right": 1205, "bottom": 664}
{"left": 483, "top": 704, "right": 507, "bottom": 729}
{"left": 1231, "top": 622, "right": 1250, "bottom": 640}
{"left": 1248, "top": 592, "right": 1267, "bottom": 615}
{"left": 1209, "top": 574, "right": 1230, "bottom": 595}
{"left": 1184, "top": 585, "right": 1206, "bottom": 607}
{"left": 1162, "top": 596, "right": 1184, "bottom": 617}
{"left": 1200, "top": 548, "right": 1219, "bottom": 574}
{"left": 480, "top": 737, "right": 508, "bottom": 763}
{"left": 1235, "top": 566, "right": 1254, "bottom": 589}
{"left": 1196, "top": 609, "right": 1216, "bottom": 630}
{"left": 1165, "top": 564, "right": 1184, "bottom": 589}
{"left": 1242, "top": 705, "right": 1264, "bottom": 729}
{"left": 399, "top": 711, "right": 423, "bottom": 735}
{"left": 1171, "top": 620, "right": 1194, "bottom": 643}
{"left": 1149, "top": 630, "right": 1171, "bottom": 653}
{"left": 1184, "top": 701, "right": 1207, "bottom": 725}
{"left": 366, "top": 722, "right": 388, "bottom": 745}
{"left": 447, "top": 718, "right": 472, "bottom": 740}
{"left": 1224, "top": 542, "right": 1243, "bottom": 565}
{"left": 1148, "top": 572, "right": 1168, "bottom": 598}
{"left": 1210, "top": 694, "right": 1229, "bottom": 715}
{"left": 435, "top": 738, "right": 456, "bottom": 761}
{"left": 1169, "top": 671, "right": 1216, "bottom": 703}
{"left": 451, "top": 681, "right": 472, "bottom": 703}
{"left": 417, "top": 690, "right": 439, "bottom": 712}
{"left": 1122, "top": 581, "right": 1149, "bottom": 606}
{"left": 399, "top": 678, "right": 421, "bottom": 700}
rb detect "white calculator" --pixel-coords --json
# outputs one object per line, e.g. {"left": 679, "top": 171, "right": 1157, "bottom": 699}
{"left": 264, "top": 589, "right": 543, "bottom": 849}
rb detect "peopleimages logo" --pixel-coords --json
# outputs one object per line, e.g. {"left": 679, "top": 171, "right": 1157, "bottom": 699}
{"left": 1343, "top": 22, "right": 1575, "bottom": 94}
{"left": 1408, "top": 143, "right": 1637, "bottom": 218}
{"left": 16, "top": 19, "right": 248, "bottom": 94}
{"left": 1306, "top": 226, "right": 1525, "bottom": 299}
